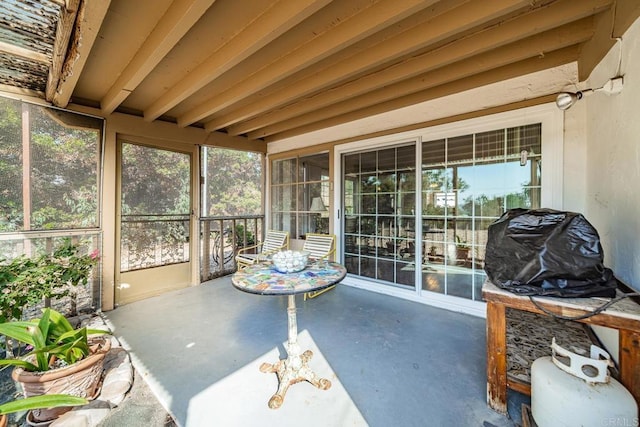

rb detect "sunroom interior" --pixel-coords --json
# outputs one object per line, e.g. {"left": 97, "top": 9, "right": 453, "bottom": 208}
{"left": 2, "top": 0, "right": 640, "bottom": 425}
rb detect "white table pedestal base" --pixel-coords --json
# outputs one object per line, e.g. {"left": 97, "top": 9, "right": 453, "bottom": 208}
{"left": 259, "top": 295, "right": 331, "bottom": 409}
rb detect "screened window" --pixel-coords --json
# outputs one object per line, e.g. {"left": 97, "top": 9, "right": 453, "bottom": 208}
{"left": 0, "top": 96, "right": 102, "bottom": 232}
{"left": 0, "top": 96, "right": 103, "bottom": 311}
{"left": 201, "top": 147, "right": 263, "bottom": 217}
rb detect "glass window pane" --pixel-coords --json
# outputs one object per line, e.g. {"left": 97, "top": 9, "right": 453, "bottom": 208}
{"left": 270, "top": 152, "right": 329, "bottom": 239}
{"left": 271, "top": 158, "right": 296, "bottom": 184}
{"left": 361, "top": 174, "right": 377, "bottom": 193}
{"left": 378, "top": 172, "right": 396, "bottom": 193}
{"left": 475, "top": 129, "right": 504, "bottom": 161}
{"left": 398, "top": 171, "right": 415, "bottom": 192}
{"left": 298, "top": 182, "right": 324, "bottom": 211}
{"left": 507, "top": 124, "right": 541, "bottom": 157}
{"left": 447, "top": 134, "right": 473, "bottom": 163}
{"left": 397, "top": 145, "right": 415, "bottom": 170}
{"left": 378, "top": 147, "right": 396, "bottom": 171}
{"left": 272, "top": 184, "right": 296, "bottom": 211}
{"left": 344, "top": 153, "right": 359, "bottom": 174}
{"left": 360, "top": 152, "right": 376, "bottom": 172}
{"left": 423, "top": 139, "right": 445, "bottom": 165}
{"left": 299, "top": 153, "right": 329, "bottom": 181}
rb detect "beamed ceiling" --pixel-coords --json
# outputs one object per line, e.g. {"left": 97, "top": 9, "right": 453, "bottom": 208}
{"left": 1, "top": 0, "right": 639, "bottom": 150}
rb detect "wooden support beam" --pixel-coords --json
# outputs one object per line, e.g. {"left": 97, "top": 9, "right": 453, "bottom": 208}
{"left": 208, "top": 0, "right": 530, "bottom": 134}
{"left": 264, "top": 45, "right": 580, "bottom": 142}
{"left": 143, "top": 0, "right": 330, "bottom": 122}
{"left": 229, "top": 0, "right": 605, "bottom": 136}
{"left": 53, "top": 0, "right": 112, "bottom": 108}
{"left": 45, "top": 0, "right": 80, "bottom": 102}
{"left": 177, "top": 0, "right": 438, "bottom": 127}
{"left": 252, "top": 34, "right": 587, "bottom": 139}
{"left": 100, "top": 0, "right": 217, "bottom": 114}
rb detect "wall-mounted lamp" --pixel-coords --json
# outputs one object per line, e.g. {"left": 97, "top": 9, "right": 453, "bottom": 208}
{"left": 555, "top": 76, "right": 624, "bottom": 110}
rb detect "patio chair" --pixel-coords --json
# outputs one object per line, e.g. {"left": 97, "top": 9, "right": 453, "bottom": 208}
{"left": 303, "top": 233, "right": 336, "bottom": 300}
{"left": 235, "top": 230, "right": 289, "bottom": 269}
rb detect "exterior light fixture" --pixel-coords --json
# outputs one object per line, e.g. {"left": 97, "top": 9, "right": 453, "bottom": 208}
{"left": 555, "top": 77, "right": 623, "bottom": 110}
{"left": 555, "top": 91, "right": 585, "bottom": 110}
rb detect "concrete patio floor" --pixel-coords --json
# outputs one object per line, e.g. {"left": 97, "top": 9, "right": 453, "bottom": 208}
{"left": 103, "top": 277, "right": 524, "bottom": 427}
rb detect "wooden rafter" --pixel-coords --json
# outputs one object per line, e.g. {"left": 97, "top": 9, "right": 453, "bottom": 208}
{"left": 262, "top": 45, "right": 581, "bottom": 142}
{"left": 209, "top": 0, "right": 532, "bottom": 134}
{"left": 143, "top": 0, "right": 331, "bottom": 122}
{"left": 100, "top": 0, "right": 218, "bottom": 114}
{"left": 230, "top": 0, "right": 607, "bottom": 137}
{"left": 52, "top": 0, "right": 111, "bottom": 108}
{"left": 175, "top": 0, "right": 439, "bottom": 127}
{"left": 45, "top": 0, "right": 80, "bottom": 102}
{"left": 0, "top": 40, "right": 49, "bottom": 63}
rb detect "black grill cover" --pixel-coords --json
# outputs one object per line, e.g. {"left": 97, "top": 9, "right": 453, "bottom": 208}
{"left": 484, "top": 208, "right": 617, "bottom": 298}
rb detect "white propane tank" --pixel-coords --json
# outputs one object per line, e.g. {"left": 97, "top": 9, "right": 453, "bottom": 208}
{"left": 531, "top": 338, "right": 638, "bottom": 427}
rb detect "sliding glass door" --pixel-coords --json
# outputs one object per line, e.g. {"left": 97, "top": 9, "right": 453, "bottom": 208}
{"left": 339, "top": 123, "right": 542, "bottom": 302}
{"left": 421, "top": 124, "right": 541, "bottom": 301}
{"left": 342, "top": 144, "right": 416, "bottom": 287}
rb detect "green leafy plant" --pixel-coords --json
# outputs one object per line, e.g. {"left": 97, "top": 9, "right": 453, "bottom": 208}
{"left": 455, "top": 234, "right": 470, "bottom": 248}
{"left": 0, "top": 308, "right": 109, "bottom": 372}
{"left": 0, "top": 394, "right": 88, "bottom": 416}
{"left": 0, "top": 239, "right": 99, "bottom": 323}
{"left": 233, "top": 224, "right": 255, "bottom": 248}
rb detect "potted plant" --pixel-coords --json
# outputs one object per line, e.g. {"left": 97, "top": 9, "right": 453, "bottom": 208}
{"left": 0, "top": 394, "right": 88, "bottom": 427}
{"left": 0, "top": 308, "right": 110, "bottom": 423}
{"left": 454, "top": 235, "right": 471, "bottom": 264}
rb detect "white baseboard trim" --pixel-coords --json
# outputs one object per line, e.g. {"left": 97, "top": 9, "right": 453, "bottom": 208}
{"left": 341, "top": 276, "right": 487, "bottom": 318}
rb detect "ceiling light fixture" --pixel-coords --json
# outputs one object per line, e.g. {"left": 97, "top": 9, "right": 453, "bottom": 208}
{"left": 555, "top": 76, "right": 624, "bottom": 110}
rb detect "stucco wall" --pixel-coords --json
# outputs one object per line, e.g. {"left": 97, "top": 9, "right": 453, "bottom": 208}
{"left": 577, "top": 16, "right": 640, "bottom": 361}
{"left": 584, "top": 17, "right": 640, "bottom": 292}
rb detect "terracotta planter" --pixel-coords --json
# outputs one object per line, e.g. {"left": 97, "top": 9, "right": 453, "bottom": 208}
{"left": 12, "top": 337, "right": 111, "bottom": 423}
{"left": 0, "top": 414, "right": 6, "bottom": 427}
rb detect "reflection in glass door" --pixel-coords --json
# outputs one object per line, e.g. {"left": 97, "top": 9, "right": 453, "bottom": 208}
{"left": 340, "top": 124, "right": 542, "bottom": 303}
{"left": 421, "top": 124, "right": 541, "bottom": 301}
{"left": 343, "top": 144, "right": 416, "bottom": 288}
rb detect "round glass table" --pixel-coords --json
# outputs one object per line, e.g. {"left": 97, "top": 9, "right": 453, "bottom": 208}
{"left": 231, "top": 261, "right": 347, "bottom": 409}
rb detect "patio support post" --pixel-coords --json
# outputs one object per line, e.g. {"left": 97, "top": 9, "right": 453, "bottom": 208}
{"left": 486, "top": 301, "right": 507, "bottom": 414}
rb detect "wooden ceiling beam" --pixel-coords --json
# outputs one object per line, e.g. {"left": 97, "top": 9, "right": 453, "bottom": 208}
{"left": 266, "top": 46, "right": 579, "bottom": 142}
{"left": 143, "top": 0, "right": 330, "bottom": 122}
{"left": 257, "top": 43, "right": 581, "bottom": 141}
{"left": 207, "top": 0, "right": 527, "bottom": 133}
{"left": 177, "top": 0, "right": 439, "bottom": 128}
{"left": 228, "top": 0, "right": 607, "bottom": 136}
{"left": 52, "top": 0, "right": 111, "bottom": 108}
{"left": 578, "top": 0, "right": 640, "bottom": 80}
{"left": 45, "top": 0, "right": 80, "bottom": 102}
{"left": 100, "top": 0, "right": 217, "bottom": 114}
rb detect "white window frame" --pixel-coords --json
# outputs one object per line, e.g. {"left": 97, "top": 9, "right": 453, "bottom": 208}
{"left": 334, "top": 103, "right": 564, "bottom": 317}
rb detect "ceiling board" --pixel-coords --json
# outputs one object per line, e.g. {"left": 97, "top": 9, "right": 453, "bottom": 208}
{"left": 0, "top": 0, "right": 637, "bottom": 150}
